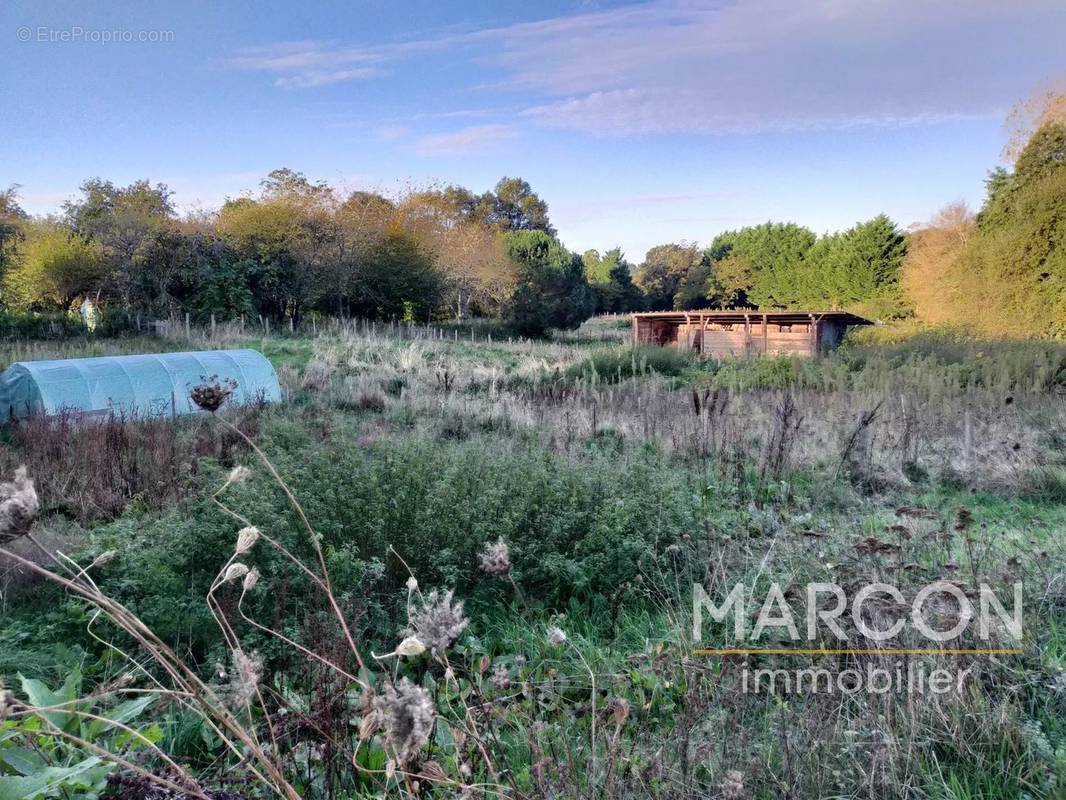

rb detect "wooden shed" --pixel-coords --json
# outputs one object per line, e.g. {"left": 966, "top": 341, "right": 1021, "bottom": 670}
{"left": 631, "top": 310, "right": 871, "bottom": 357}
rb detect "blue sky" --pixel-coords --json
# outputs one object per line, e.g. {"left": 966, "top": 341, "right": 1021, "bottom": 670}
{"left": 3, "top": 0, "right": 1065, "bottom": 261}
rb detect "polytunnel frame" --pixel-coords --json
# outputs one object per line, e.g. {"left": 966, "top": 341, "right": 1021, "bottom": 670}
{"left": 0, "top": 349, "right": 280, "bottom": 423}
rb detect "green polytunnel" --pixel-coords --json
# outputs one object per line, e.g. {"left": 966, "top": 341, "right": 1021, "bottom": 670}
{"left": 0, "top": 349, "right": 282, "bottom": 423}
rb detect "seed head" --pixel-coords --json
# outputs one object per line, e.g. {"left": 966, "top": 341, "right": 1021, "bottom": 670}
{"left": 229, "top": 650, "right": 263, "bottom": 708}
{"left": 0, "top": 466, "right": 39, "bottom": 545}
{"left": 491, "top": 663, "right": 510, "bottom": 691}
{"left": 222, "top": 563, "right": 249, "bottom": 584}
{"left": 235, "top": 526, "right": 260, "bottom": 555}
{"left": 406, "top": 575, "right": 418, "bottom": 591}
{"left": 373, "top": 678, "right": 435, "bottom": 765}
{"left": 242, "top": 568, "right": 260, "bottom": 593}
{"left": 227, "top": 465, "right": 252, "bottom": 485}
{"left": 190, "top": 376, "right": 236, "bottom": 412}
{"left": 91, "top": 550, "right": 116, "bottom": 568}
{"left": 404, "top": 590, "right": 469, "bottom": 655}
{"left": 395, "top": 636, "right": 427, "bottom": 658}
{"left": 479, "top": 538, "right": 512, "bottom": 577}
{"left": 546, "top": 626, "right": 567, "bottom": 647}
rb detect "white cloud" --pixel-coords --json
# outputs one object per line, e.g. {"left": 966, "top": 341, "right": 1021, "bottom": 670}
{"left": 373, "top": 124, "right": 411, "bottom": 142}
{"left": 499, "top": 0, "right": 1066, "bottom": 134}
{"left": 228, "top": 0, "right": 1066, "bottom": 133}
{"left": 414, "top": 124, "right": 516, "bottom": 157}
{"left": 274, "top": 67, "right": 379, "bottom": 89}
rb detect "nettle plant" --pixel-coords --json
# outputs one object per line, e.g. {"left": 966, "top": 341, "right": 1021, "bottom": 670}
{"left": 0, "top": 387, "right": 609, "bottom": 800}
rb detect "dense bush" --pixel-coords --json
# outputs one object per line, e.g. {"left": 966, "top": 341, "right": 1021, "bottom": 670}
{"left": 67, "top": 420, "right": 701, "bottom": 659}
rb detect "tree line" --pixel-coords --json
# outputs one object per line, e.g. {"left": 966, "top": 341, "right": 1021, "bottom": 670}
{"left": 1, "top": 94, "right": 1062, "bottom": 338}
{"left": 0, "top": 173, "right": 599, "bottom": 336}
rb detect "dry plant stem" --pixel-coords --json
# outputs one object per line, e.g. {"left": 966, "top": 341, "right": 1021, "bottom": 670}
{"left": 214, "top": 483, "right": 370, "bottom": 691}
{"left": 26, "top": 532, "right": 78, "bottom": 578}
{"left": 236, "top": 591, "right": 361, "bottom": 683}
{"left": 215, "top": 416, "right": 369, "bottom": 675}
{"left": 567, "top": 638, "right": 597, "bottom": 789}
{"left": 206, "top": 557, "right": 286, "bottom": 768}
{"left": 10, "top": 704, "right": 213, "bottom": 800}
{"left": 437, "top": 656, "right": 508, "bottom": 794}
{"left": 11, "top": 703, "right": 200, "bottom": 791}
{"left": 210, "top": 494, "right": 321, "bottom": 588}
{"left": 0, "top": 545, "right": 299, "bottom": 800}
{"left": 82, "top": 609, "right": 234, "bottom": 747}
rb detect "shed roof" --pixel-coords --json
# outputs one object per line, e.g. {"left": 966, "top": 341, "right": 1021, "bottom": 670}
{"left": 631, "top": 310, "right": 872, "bottom": 325}
{"left": 0, "top": 349, "right": 281, "bottom": 423}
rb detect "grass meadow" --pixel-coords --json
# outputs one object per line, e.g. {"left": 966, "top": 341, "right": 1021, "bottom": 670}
{"left": 1, "top": 317, "right": 1065, "bottom": 799}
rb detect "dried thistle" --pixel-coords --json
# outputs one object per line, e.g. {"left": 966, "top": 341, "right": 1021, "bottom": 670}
{"left": 547, "top": 626, "right": 567, "bottom": 647}
{"left": 190, "top": 376, "right": 237, "bottom": 412}
{"left": 491, "top": 663, "right": 510, "bottom": 691}
{"left": 479, "top": 538, "right": 512, "bottom": 577}
{"left": 229, "top": 650, "right": 263, "bottom": 708}
{"left": 227, "top": 465, "right": 252, "bottom": 485}
{"left": 373, "top": 678, "right": 436, "bottom": 765}
{"left": 0, "top": 466, "right": 39, "bottom": 544}
{"left": 404, "top": 590, "right": 468, "bottom": 655}
{"left": 235, "top": 526, "right": 260, "bottom": 555}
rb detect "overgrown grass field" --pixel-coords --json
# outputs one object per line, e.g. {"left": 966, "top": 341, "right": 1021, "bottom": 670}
{"left": 1, "top": 319, "right": 1065, "bottom": 799}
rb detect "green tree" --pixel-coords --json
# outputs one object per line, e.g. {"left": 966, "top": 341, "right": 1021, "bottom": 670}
{"left": 673, "top": 257, "right": 713, "bottom": 310}
{"left": 63, "top": 178, "right": 176, "bottom": 306}
{"left": 0, "top": 185, "right": 27, "bottom": 281}
{"left": 582, "top": 248, "right": 623, "bottom": 284}
{"left": 950, "top": 122, "right": 1066, "bottom": 335}
{"left": 504, "top": 230, "right": 593, "bottom": 336}
{"left": 710, "top": 253, "right": 754, "bottom": 307}
{"left": 634, "top": 243, "right": 703, "bottom": 310}
{"left": 349, "top": 231, "right": 444, "bottom": 321}
{"left": 486, "top": 178, "right": 555, "bottom": 235}
{"left": 820, "top": 214, "right": 907, "bottom": 315}
{"left": 602, "top": 257, "right": 645, "bottom": 313}
{"left": 3, "top": 220, "right": 106, "bottom": 310}
{"left": 584, "top": 248, "right": 644, "bottom": 313}
{"left": 719, "top": 222, "right": 816, "bottom": 308}
{"left": 584, "top": 247, "right": 644, "bottom": 313}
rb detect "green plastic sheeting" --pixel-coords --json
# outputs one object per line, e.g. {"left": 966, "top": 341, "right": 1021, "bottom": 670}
{"left": 0, "top": 349, "right": 281, "bottom": 423}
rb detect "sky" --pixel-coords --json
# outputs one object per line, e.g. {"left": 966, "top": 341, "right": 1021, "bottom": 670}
{"left": 3, "top": 0, "right": 1066, "bottom": 261}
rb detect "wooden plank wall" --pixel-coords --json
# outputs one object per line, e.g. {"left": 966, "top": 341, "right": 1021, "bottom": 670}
{"left": 673, "top": 319, "right": 818, "bottom": 357}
